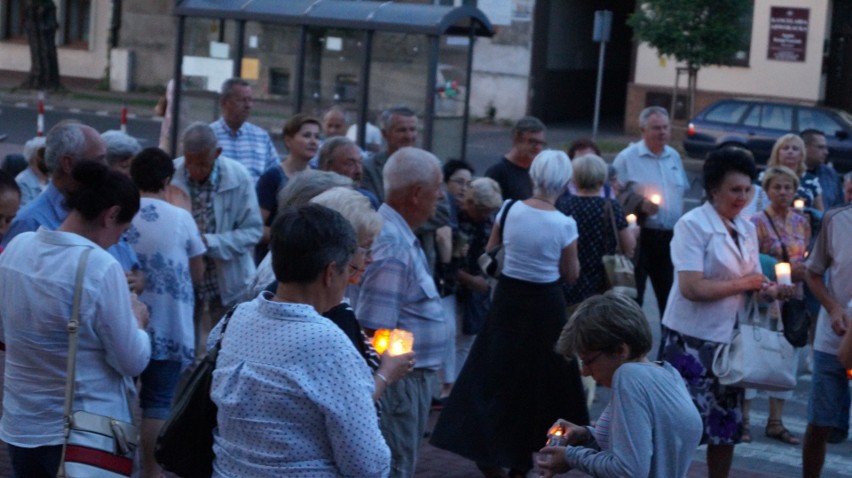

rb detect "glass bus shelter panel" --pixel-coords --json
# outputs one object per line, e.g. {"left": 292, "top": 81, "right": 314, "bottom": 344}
{"left": 366, "top": 31, "right": 430, "bottom": 151}
{"left": 242, "top": 21, "right": 303, "bottom": 118}
{"left": 431, "top": 34, "right": 473, "bottom": 162}
{"left": 181, "top": 17, "right": 237, "bottom": 94}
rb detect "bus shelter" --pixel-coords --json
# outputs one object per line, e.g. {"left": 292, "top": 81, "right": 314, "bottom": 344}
{"left": 170, "top": 0, "right": 494, "bottom": 162}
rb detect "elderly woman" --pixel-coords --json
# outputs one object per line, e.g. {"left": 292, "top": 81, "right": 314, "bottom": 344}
{"left": 14, "top": 136, "right": 47, "bottom": 206}
{"left": 659, "top": 147, "right": 792, "bottom": 478}
{"left": 128, "top": 147, "right": 207, "bottom": 477}
{"left": 537, "top": 292, "right": 702, "bottom": 478}
{"left": 209, "top": 204, "right": 390, "bottom": 477}
{"left": 432, "top": 150, "right": 588, "bottom": 478}
{"left": 741, "top": 165, "right": 811, "bottom": 445}
{"left": 557, "top": 154, "right": 635, "bottom": 309}
{"left": 0, "top": 161, "right": 149, "bottom": 476}
{"left": 0, "top": 171, "right": 21, "bottom": 250}
{"left": 764, "top": 133, "right": 824, "bottom": 211}
{"left": 102, "top": 130, "right": 142, "bottom": 177}
{"left": 255, "top": 114, "right": 322, "bottom": 260}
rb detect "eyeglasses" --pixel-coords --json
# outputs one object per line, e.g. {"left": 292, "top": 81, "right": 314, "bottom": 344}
{"left": 578, "top": 351, "right": 604, "bottom": 369}
{"left": 347, "top": 263, "right": 362, "bottom": 277}
{"left": 358, "top": 246, "right": 372, "bottom": 260}
{"left": 449, "top": 178, "right": 472, "bottom": 188}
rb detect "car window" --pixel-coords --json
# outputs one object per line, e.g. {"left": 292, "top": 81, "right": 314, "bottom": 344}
{"left": 760, "top": 104, "right": 794, "bottom": 130}
{"left": 798, "top": 108, "right": 842, "bottom": 134}
{"left": 743, "top": 105, "right": 761, "bottom": 127}
{"left": 704, "top": 102, "right": 749, "bottom": 124}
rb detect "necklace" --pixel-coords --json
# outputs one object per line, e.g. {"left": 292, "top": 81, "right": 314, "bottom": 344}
{"left": 531, "top": 196, "right": 554, "bottom": 206}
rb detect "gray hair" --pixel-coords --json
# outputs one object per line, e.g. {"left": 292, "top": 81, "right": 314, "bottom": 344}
{"left": 101, "top": 130, "right": 142, "bottom": 166}
{"left": 383, "top": 147, "right": 441, "bottom": 196}
{"left": 380, "top": 106, "right": 417, "bottom": 132}
{"left": 277, "top": 169, "right": 353, "bottom": 214}
{"left": 45, "top": 123, "right": 87, "bottom": 173}
{"left": 530, "top": 149, "right": 572, "bottom": 197}
{"left": 572, "top": 154, "right": 608, "bottom": 191}
{"left": 639, "top": 106, "right": 669, "bottom": 129}
{"left": 318, "top": 136, "right": 357, "bottom": 170}
{"left": 181, "top": 122, "right": 218, "bottom": 154}
{"left": 556, "top": 291, "right": 652, "bottom": 360}
{"left": 467, "top": 177, "right": 502, "bottom": 211}
{"left": 511, "top": 116, "right": 546, "bottom": 138}
{"left": 220, "top": 77, "right": 250, "bottom": 99}
{"left": 311, "top": 187, "right": 382, "bottom": 240}
{"left": 23, "top": 136, "right": 46, "bottom": 162}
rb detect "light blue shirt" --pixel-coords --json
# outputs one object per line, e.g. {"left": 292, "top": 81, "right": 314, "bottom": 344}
{"left": 209, "top": 294, "right": 390, "bottom": 477}
{"left": 356, "top": 204, "right": 446, "bottom": 369}
{"left": 613, "top": 140, "right": 689, "bottom": 230}
{"left": 211, "top": 117, "right": 280, "bottom": 183}
{"left": 1, "top": 183, "right": 140, "bottom": 271}
{"left": 14, "top": 168, "right": 46, "bottom": 206}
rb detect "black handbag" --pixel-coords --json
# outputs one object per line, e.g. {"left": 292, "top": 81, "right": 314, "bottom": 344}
{"left": 154, "top": 307, "right": 236, "bottom": 478}
{"left": 763, "top": 211, "right": 809, "bottom": 347}
{"left": 477, "top": 199, "right": 518, "bottom": 278}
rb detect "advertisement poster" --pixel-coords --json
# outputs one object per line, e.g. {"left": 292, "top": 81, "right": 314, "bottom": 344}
{"left": 767, "top": 7, "right": 809, "bottom": 62}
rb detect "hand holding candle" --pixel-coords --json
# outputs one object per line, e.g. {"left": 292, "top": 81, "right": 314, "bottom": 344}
{"left": 775, "top": 262, "right": 792, "bottom": 286}
{"left": 793, "top": 199, "right": 805, "bottom": 209}
{"left": 626, "top": 214, "right": 637, "bottom": 227}
{"left": 388, "top": 329, "right": 414, "bottom": 356}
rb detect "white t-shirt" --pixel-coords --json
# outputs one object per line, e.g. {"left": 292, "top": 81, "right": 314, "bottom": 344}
{"left": 662, "top": 201, "right": 761, "bottom": 343}
{"left": 499, "top": 200, "right": 578, "bottom": 283}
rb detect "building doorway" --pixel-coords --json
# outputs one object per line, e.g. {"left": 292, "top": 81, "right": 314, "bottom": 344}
{"left": 528, "top": 0, "right": 634, "bottom": 123}
{"left": 825, "top": 0, "right": 852, "bottom": 113}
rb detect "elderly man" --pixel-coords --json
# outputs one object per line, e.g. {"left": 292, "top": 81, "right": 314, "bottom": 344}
{"left": 323, "top": 106, "right": 349, "bottom": 139}
{"left": 101, "top": 130, "right": 142, "bottom": 176}
{"left": 210, "top": 204, "right": 390, "bottom": 477}
{"left": 14, "top": 136, "right": 47, "bottom": 206}
{"left": 171, "top": 122, "right": 262, "bottom": 357}
{"left": 2, "top": 122, "right": 144, "bottom": 293}
{"left": 802, "top": 203, "right": 852, "bottom": 477}
{"left": 613, "top": 106, "right": 688, "bottom": 312}
{"left": 802, "top": 129, "right": 843, "bottom": 210}
{"left": 361, "top": 106, "right": 419, "bottom": 203}
{"left": 210, "top": 78, "right": 280, "bottom": 183}
{"left": 484, "top": 116, "right": 547, "bottom": 200}
{"left": 357, "top": 147, "right": 446, "bottom": 478}
{"left": 317, "top": 136, "right": 379, "bottom": 209}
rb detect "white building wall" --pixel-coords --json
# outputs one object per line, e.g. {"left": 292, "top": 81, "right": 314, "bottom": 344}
{"left": 470, "top": 38, "right": 531, "bottom": 121}
{"left": 633, "top": 0, "right": 830, "bottom": 102}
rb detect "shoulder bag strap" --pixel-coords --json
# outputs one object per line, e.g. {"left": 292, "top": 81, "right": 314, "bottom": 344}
{"left": 604, "top": 199, "right": 623, "bottom": 254}
{"left": 497, "top": 199, "right": 518, "bottom": 244}
{"left": 763, "top": 211, "right": 790, "bottom": 263}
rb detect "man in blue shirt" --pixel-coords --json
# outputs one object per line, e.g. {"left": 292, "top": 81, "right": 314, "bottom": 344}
{"left": 210, "top": 78, "right": 280, "bottom": 183}
{"left": 802, "top": 129, "right": 843, "bottom": 210}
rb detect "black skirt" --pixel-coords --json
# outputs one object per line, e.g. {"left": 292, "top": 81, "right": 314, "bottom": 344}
{"left": 430, "top": 275, "right": 589, "bottom": 470}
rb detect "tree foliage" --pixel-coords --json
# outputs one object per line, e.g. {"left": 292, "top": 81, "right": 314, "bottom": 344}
{"left": 627, "top": 0, "right": 751, "bottom": 71}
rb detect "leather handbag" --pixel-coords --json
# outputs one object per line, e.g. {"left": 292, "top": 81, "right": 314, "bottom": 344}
{"left": 763, "top": 211, "right": 809, "bottom": 347}
{"left": 58, "top": 248, "right": 139, "bottom": 478}
{"left": 478, "top": 199, "right": 518, "bottom": 278}
{"left": 601, "top": 200, "right": 637, "bottom": 298}
{"left": 712, "top": 293, "right": 797, "bottom": 392}
{"left": 155, "top": 307, "right": 235, "bottom": 478}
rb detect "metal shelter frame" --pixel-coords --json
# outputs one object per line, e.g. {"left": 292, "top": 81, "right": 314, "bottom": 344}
{"left": 170, "top": 0, "right": 494, "bottom": 158}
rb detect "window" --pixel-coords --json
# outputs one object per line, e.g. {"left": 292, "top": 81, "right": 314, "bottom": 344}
{"left": 705, "top": 101, "right": 750, "bottom": 125}
{"left": 63, "top": 0, "right": 91, "bottom": 48}
{"left": 798, "top": 109, "right": 843, "bottom": 135}
{"left": 3, "top": 0, "right": 26, "bottom": 41}
{"left": 269, "top": 68, "right": 290, "bottom": 96}
{"left": 760, "top": 104, "right": 794, "bottom": 131}
{"left": 728, "top": 1, "right": 754, "bottom": 67}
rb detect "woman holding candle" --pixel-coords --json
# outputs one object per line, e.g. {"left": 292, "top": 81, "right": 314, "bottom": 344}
{"left": 556, "top": 154, "right": 635, "bottom": 310}
{"left": 431, "top": 150, "right": 588, "bottom": 478}
{"left": 658, "top": 147, "right": 793, "bottom": 478}
{"left": 741, "top": 165, "right": 811, "bottom": 445}
{"left": 536, "top": 292, "right": 703, "bottom": 478}
{"left": 764, "top": 134, "right": 824, "bottom": 211}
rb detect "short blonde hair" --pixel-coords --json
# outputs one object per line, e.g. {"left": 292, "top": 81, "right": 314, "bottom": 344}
{"left": 768, "top": 134, "right": 806, "bottom": 176}
{"left": 761, "top": 165, "right": 800, "bottom": 191}
{"left": 310, "top": 187, "right": 382, "bottom": 241}
{"left": 571, "top": 154, "right": 608, "bottom": 191}
{"left": 467, "top": 177, "right": 502, "bottom": 212}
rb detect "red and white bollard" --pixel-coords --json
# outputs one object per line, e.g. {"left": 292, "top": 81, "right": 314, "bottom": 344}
{"left": 120, "top": 105, "right": 128, "bottom": 133}
{"left": 36, "top": 91, "right": 45, "bottom": 137}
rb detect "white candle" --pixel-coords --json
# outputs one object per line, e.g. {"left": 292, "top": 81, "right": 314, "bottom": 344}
{"left": 793, "top": 199, "right": 805, "bottom": 209}
{"left": 626, "top": 214, "right": 637, "bottom": 227}
{"left": 650, "top": 194, "right": 662, "bottom": 205}
{"left": 775, "top": 262, "right": 792, "bottom": 286}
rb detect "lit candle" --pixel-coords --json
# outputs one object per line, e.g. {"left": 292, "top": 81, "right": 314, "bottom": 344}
{"left": 775, "top": 262, "right": 792, "bottom": 286}
{"left": 626, "top": 214, "right": 637, "bottom": 227}
{"left": 546, "top": 425, "right": 568, "bottom": 446}
{"left": 372, "top": 329, "right": 391, "bottom": 355}
{"left": 793, "top": 199, "right": 805, "bottom": 209}
{"left": 650, "top": 194, "right": 662, "bottom": 205}
{"left": 388, "top": 329, "right": 414, "bottom": 356}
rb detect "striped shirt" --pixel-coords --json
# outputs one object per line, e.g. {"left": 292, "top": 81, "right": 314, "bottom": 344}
{"left": 210, "top": 118, "right": 280, "bottom": 183}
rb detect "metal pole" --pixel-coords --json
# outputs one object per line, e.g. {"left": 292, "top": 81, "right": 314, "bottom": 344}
{"left": 460, "top": 25, "right": 475, "bottom": 162}
{"left": 592, "top": 40, "right": 606, "bottom": 140}
{"left": 356, "top": 31, "right": 374, "bottom": 151}
{"left": 233, "top": 20, "right": 246, "bottom": 78}
{"left": 294, "top": 27, "right": 307, "bottom": 114}
{"left": 169, "top": 15, "right": 186, "bottom": 157}
{"left": 423, "top": 35, "right": 440, "bottom": 153}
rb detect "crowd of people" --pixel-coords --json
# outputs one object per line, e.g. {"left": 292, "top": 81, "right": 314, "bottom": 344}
{"left": 0, "top": 76, "right": 851, "bottom": 478}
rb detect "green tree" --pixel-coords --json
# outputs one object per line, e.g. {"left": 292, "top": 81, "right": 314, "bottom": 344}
{"left": 627, "top": 0, "right": 750, "bottom": 118}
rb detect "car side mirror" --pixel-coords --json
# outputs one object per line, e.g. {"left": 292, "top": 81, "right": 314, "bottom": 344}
{"left": 836, "top": 130, "right": 849, "bottom": 140}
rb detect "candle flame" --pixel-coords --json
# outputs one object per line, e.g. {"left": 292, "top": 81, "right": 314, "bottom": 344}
{"left": 794, "top": 199, "right": 805, "bottom": 209}
{"left": 650, "top": 194, "right": 662, "bottom": 205}
{"left": 547, "top": 425, "right": 564, "bottom": 437}
{"left": 372, "top": 329, "right": 391, "bottom": 355}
